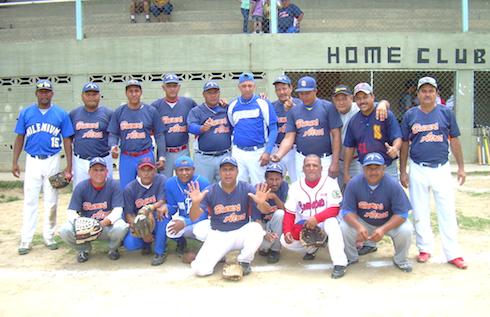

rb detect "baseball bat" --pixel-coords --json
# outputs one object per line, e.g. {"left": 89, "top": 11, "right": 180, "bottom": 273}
{"left": 481, "top": 127, "right": 487, "bottom": 165}
{"left": 484, "top": 127, "right": 490, "bottom": 165}
{"left": 477, "top": 134, "right": 482, "bottom": 165}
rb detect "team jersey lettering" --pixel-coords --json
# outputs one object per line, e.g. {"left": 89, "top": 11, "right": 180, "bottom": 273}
{"left": 83, "top": 201, "right": 108, "bottom": 211}
{"left": 162, "top": 116, "right": 184, "bottom": 124}
{"left": 373, "top": 124, "right": 382, "bottom": 140}
{"left": 411, "top": 122, "right": 439, "bottom": 134}
{"left": 295, "top": 119, "right": 319, "bottom": 128}
{"left": 91, "top": 210, "right": 109, "bottom": 220}
{"left": 82, "top": 130, "right": 103, "bottom": 139}
{"left": 126, "top": 130, "right": 146, "bottom": 139}
{"left": 278, "top": 116, "right": 287, "bottom": 124}
{"left": 299, "top": 199, "right": 325, "bottom": 212}
{"left": 363, "top": 210, "right": 389, "bottom": 219}
{"left": 358, "top": 201, "right": 384, "bottom": 210}
{"left": 223, "top": 213, "right": 247, "bottom": 223}
{"left": 302, "top": 127, "right": 325, "bottom": 137}
{"left": 214, "top": 203, "right": 241, "bottom": 214}
{"left": 135, "top": 195, "right": 157, "bottom": 208}
{"left": 420, "top": 131, "right": 444, "bottom": 143}
{"left": 25, "top": 123, "right": 61, "bottom": 138}
{"left": 168, "top": 124, "right": 187, "bottom": 133}
{"left": 76, "top": 121, "right": 99, "bottom": 130}
{"left": 120, "top": 121, "right": 143, "bottom": 130}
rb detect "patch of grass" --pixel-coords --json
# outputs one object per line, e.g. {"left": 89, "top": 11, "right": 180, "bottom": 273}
{"left": 0, "top": 181, "right": 23, "bottom": 189}
{"left": 0, "top": 194, "right": 20, "bottom": 203}
{"left": 465, "top": 191, "right": 490, "bottom": 197}
{"left": 458, "top": 214, "right": 490, "bottom": 231}
{"left": 32, "top": 234, "right": 67, "bottom": 247}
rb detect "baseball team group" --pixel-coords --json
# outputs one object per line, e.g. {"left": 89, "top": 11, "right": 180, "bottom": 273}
{"left": 11, "top": 71, "right": 467, "bottom": 280}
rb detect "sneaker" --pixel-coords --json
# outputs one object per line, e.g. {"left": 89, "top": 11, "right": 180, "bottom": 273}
{"left": 108, "top": 249, "right": 120, "bottom": 261}
{"left": 239, "top": 262, "right": 251, "bottom": 276}
{"left": 141, "top": 244, "right": 151, "bottom": 256}
{"left": 303, "top": 248, "right": 318, "bottom": 261}
{"left": 258, "top": 249, "right": 269, "bottom": 257}
{"left": 267, "top": 250, "right": 280, "bottom": 264}
{"left": 416, "top": 252, "right": 431, "bottom": 263}
{"left": 176, "top": 239, "right": 187, "bottom": 256}
{"left": 151, "top": 253, "right": 167, "bottom": 266}
{"left": 45, "top": 239, "right": 59, "bottom": 250}
{"left": 130, "top": 18, "right": 136, "bottom": 23}
{"left": 448, "top": 257, "right": 468, "bottom": 269}
{"left": 331, "top": 265, "right": 347, "bottom": 279}
{"left": 358, "top": 245, "right": 377, "bottom": 256}
{"left": 145, "top": 18, "right": 151, "bottom": 23}
{"left": 394, "top": 261, "right": 413, "bottom": 273}
{"left": 77, "top": 250, "right": 89, "bottom": 263}
{"left": 18, "top": 242, "right": 32, "bottom": 255}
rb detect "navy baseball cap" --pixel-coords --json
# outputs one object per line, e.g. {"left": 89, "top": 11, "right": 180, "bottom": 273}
{"left": 219, "top": 156, "right": 238, "bottom": 168}
{"left": 354, "top": 82, "right": 373, "bottom": 95}
{"left": 82, "top": 82, "right": 100, "bottom": 93}
{"left": 295, "top": 76, "right": 317, "bottom": 92}
{"left": 238, "top": 72, "right": 255, "bottom": 84}
{"left": 273, "top": 75, "right": 292, "bottom": 85}
{"left": 126, "top": 79, "right": 142, "bottom": 90}
{"left": 174, "top": 156, "right": 194, "bottom": 169}
{"left": 163, "top": 73, "right": 180, "bottom": 84}
{"left": 362, "top": 152, "right": 385, "bottom": 166}
{"left": 332, "top": 84, "right": 352, "bottom": 96}
{"left": 89, "top": 157, "right": 107, "bottom": 168}
{"left": 265, "top": 162, "right": 284, "bottom": 175}
{"left": 417, "top": 76, "right": 438, "bottom": 90}
{"left": 138, "top": 157, "right": 156, "bottom": 169}
{"left": 203, "top": 81, "right": 220, "bottom": 92}
{"left": 36, "top": 79, "right": 53, "bottom": 91}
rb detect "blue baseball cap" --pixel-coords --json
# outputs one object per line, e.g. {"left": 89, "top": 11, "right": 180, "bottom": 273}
{"left": 273, "top": 75, "right": 292, "bottom": 85}
{"left": 362, "top": 152, "right": 385, "bottom": 166}
{"left": 265, "top": 162, "right": 284, "bottom": 175}
{"left": 89, "top": 157, "right": 107, "bottom": 168}
{"left": 174, "top": 156, "right": 194, "bottom": 169}
{"left": 354, "top": 82, "right": 373, "bottom": 96}
{"left": 203, "top": 81, "right": 220, "bottom": 92}
{"left": 238, "top": 72, "right": 255, "bottom": 84}
{"left": 126, "top": 79, "right": 142, "bottom": 90}
{"left": 138, "top": 157, "right": 156, "bottom": 169}
{"left": 36, "top": 79, "right": 53, "bottom": 91}
{"left": 82, "top": 82, "right": 100, "bottom": 93}
{"left": 295, "top": 76, "right": 317, "bottom": 92}
{"left": 219, "top": 156, "right": 238, "bottom": 168}
{"left": 163, "top": 73, "right": 180, "bottom": 84}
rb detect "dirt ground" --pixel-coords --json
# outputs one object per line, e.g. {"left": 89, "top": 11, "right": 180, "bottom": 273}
{"left": 0, "top": 175, "right": 489, "bottom": 317}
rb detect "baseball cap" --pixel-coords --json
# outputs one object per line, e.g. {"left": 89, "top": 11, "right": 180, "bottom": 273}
{"left": 203, "top": 81, "right": 220, "bottom": 92}
{"left": 126, "top": 79, "right": 142, "bottom": 90}
{"left": 273, "top": 75, "right": 292, "bottom": 85}
{"left": 174, "top": 156, "right": 194, "bottom": 169}
{"left": 89, "top": 157, "right": 107, "bottom": 168}
{"left": 362, "top": 152, "right": 385, "bottom": 166}
{"left": 265, "top": 162, "right": 284, "bottom": 175}
{"left": 295, "top": 76, "right": 317, "bottom": 92}
{"left": 138, "top": 157, "right": 156, "bottom": 169}
{"left": 332, "top": 84, "right": 352, "bottom": 96}
{"left": 417, "top": 76, "right": 438, "bottom": 90}
{"left": 163, "top": 73, "right": 180, "bottom": 84}
{"left": 36, "top": 79, "right": 53, "bottom": 91}
{"left": 82, "top": 82, "right": 100, "bottom": 93}
{"left": 219, "top": 156, "right": 238, "bottom": 168}
{"left": 238, "top": 72, "right": 255, "bottom": 84}
{"left": 353, "top": 82, "right": 373, "bottom": 95}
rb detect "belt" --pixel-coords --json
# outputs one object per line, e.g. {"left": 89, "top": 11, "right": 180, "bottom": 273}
{"left": 29, "top": 154, "right": 53, "bottom": 160}
{"left": 166, "top": 144, "right": 188, "bottom": 153}
{"left": 417, "top": 161, "right": 446, "bottom": 168}
{"left": 298, "top": 151, "right": 330, "bottom": 158}
{"left": 196, "top": 149, "right": 231, "bottom": 157}
{"left": 236, "top": 144, "right": 264, "bottom": 151}
{"left": 122, "top": 148, "right": 151, "bottom": 157}
{"left": 74, "top": 152, "right": 110, "bottom": 160}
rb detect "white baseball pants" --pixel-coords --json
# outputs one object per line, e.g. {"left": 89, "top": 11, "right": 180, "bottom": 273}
{"left": 232, "top": 146, "right": 266, "bottom": 185}
{"left": 273, "top": 145, "right": 297, "bottom": 183}
{"left": 166, "top": 216, "right": 211, "bottom": 242}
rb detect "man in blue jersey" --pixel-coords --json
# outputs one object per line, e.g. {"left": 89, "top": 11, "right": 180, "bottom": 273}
{"left": 165, "top": 156, "right": 210, "bottom": 254}
{"left": 340, "top": 152, "right": 413, "bottom": 273}
{"left": 59, "top": 157, "right": 128, "bottom": 262}
{"left": 108, "top": 79, "right": 166, "bottom": 189}
{"left": 400, "top": 76, "right": 467, "bottom": 269}
{"left": 70, "top": 82, "right": 114, "bottom": 188}
{"left": 12, "top": 80, "right": 75, "bottom": 255}
{"left": 123, "top": 157, "right": 169, "bottom": 266}
{"left": 187, "top": 81, "right": 232, "bottom": 183}
{"left": 228, "top": 72, "right": 278, "bottom": 185}
{"left": 151, "top": 73, "right": 197, "bottom": 178}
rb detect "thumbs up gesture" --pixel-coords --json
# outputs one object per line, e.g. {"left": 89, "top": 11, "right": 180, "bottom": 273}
{"left": 385, "top": 142, "right": 399, "bottom": 159}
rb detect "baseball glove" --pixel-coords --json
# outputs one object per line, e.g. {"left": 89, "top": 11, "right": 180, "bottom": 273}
{"left": 74, "top": 217, "right": 102, "bottom": 244}
{"left": 49, "top": 172, "right": 70, "bottom": 189}
{"left": 132, "top": 205, "right": 155, "bottom": 238}
{"left": 222, "top": 263, "right": 243, "bottom": 281}
{"left": 300, "top": 226, "right": 327, "bottom": 248}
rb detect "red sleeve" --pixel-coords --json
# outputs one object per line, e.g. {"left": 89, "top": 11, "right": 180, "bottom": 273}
{"left": 314, "top": 206, "right": 340, "bottom": 223}
{"left": 283, "top": 210, "right": 295, "bottom": 234}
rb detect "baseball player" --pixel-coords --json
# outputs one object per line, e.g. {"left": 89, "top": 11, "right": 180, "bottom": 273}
{"left": 281, "top": 154, "right": 348, "bottom": 279}
{"left": 256, "top": 163, "right": 288, "bottom": 264}
{"left": 59, "top": 157, "right": 128, "bottom": 262}
{"left": 271, "top": 75, "right": 302, "bottom": 183}
{"left": 187, "top": 156, "right": 272, "bottom": 277}
{"left": 340, "top": 152, "right": 413, "bottom": 273}
{"left": 12, "top": 80, "right": 74, "bottom": 255}
{"left": 400, "top": 76, "right": 467, "bottom": 269}
{"left": 228, "top": 72, "right": 278, "bottom": 184}
{"left": 271, "top": 76, "right": 342, "bottom": 180}
{"left": 70, "top": 82, "right": 114, "bottom": 188}
{"left": 151, "top": 73, "right": 197, "bottom": 178}
{"left": 123, "top": 157, "right": 169, "bottom": 266}
{"left": 187, "top": 81, "right": 232, "bottom": 183}
{"left": 343, "top": 82, "right": 402, "bottom": 183}
{"left": 108, "top": 79, "right": 166, "bottom": 189}
{"left": 165, "top": 156, "right": 210, "bottom": 254}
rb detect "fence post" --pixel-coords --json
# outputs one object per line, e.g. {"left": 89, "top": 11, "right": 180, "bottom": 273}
{"left": 76, "top": 0, "right": 83, "bottom": 40}
{"left": 461, "top": 0, "right": 469, "bottom": 32}
{"left": 270, "top": 0, "right": 277, "bottom": 34}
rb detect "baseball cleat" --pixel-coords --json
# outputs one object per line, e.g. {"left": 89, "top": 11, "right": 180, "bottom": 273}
{"left": 141, "top": 244, "right": 152, "bottom": 256}
{"left": 77, "top": 250, "right": 89, "bottom": 263}
{"left": 448, "top": 257, "right": 468, "bottom": 270}
{"left": 18, "top": 242, "right": 32, "bottom": 255}
{"left": 176, "top": 238, "right": 187, "bottom": 256}
{"left": 258, "top": 249, "right": 270, "bottom": 257}
{"left": 394, "top": 261, "right": 412, "bottom": 273}
{"left": 358, "top": 245, "right": 378, "bottom": 256}
{"left": 108, "top": 249, "right": 120, "bottom": 261}
{"left": 239, "top": 262, "right": 252, "bottom": 276}
{"left": 267, "top": 250, "right": 280, "bottom": 264}
{"left": 416, "top": 252, "right": 431, "bottom": 263}
{"left": 151, "top": 253, "right": 167, "bottom": 266}
{"left": 44, "top": 239, "right": 59, "bottom": 250}
{"left": 331, "top": 265, "right": 347, "bottom": 279}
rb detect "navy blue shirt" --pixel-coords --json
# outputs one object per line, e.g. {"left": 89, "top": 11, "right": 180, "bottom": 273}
{"left": 278, "top": 4, "right": 303, "bottom": 30}
{"left": 123, "top": 174, "right": 168, "bottom": 216}
{"left": 187, "top": 103, "right": 232, "bottom": 152}
{"left": 273, "top": 98, "right": 302, "bottom": 144}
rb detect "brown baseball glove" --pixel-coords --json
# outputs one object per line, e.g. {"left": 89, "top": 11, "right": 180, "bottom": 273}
{"left": 74, "top": 217, "right": 102, "bottom": 244}
{"left": 300, "top": 226, "right": 327, "bottom": 248}
{"left": 132, "top": 205, "right": 155, "bottom": 238}
{"left": 222, "top": 263, "right": 243, "bottom": 281}
{"left": 49, "top": 172, "right": 70, "bottom": 189}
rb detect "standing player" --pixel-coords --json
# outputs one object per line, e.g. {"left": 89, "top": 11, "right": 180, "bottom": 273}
{"left": 187, "top": 81, "right": 232, "bottom": 183}
{"left": 108, "top": 79, "right": 166, "bottom": 189}
{"left": 59, "top": 157, "right": 128, "bottom": 262}
{"left": 12, "top": 80, "right": 74, "bottom": 255}
{"left": 400, "top": 76, "right": 467, "bottom": 269}
{"left": 281, "top": 154, "right": 348, "bottom": 279}
{"left": 228, "top": 72, "right": 278, "bottom": 184}
{"left": 151, "top": 73, "right": 197, "bottom": 178}
{"left": 271, "top": 75, "right": 302, "bottom": 183}
{"left": 70, "top": 82, "right": 114, "bottom": 188}
{"left": 187, "top": 156, "right": 272, "bottom": 277}
{"left": 272, "top": 76, "right": 342, "bottom": 180}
